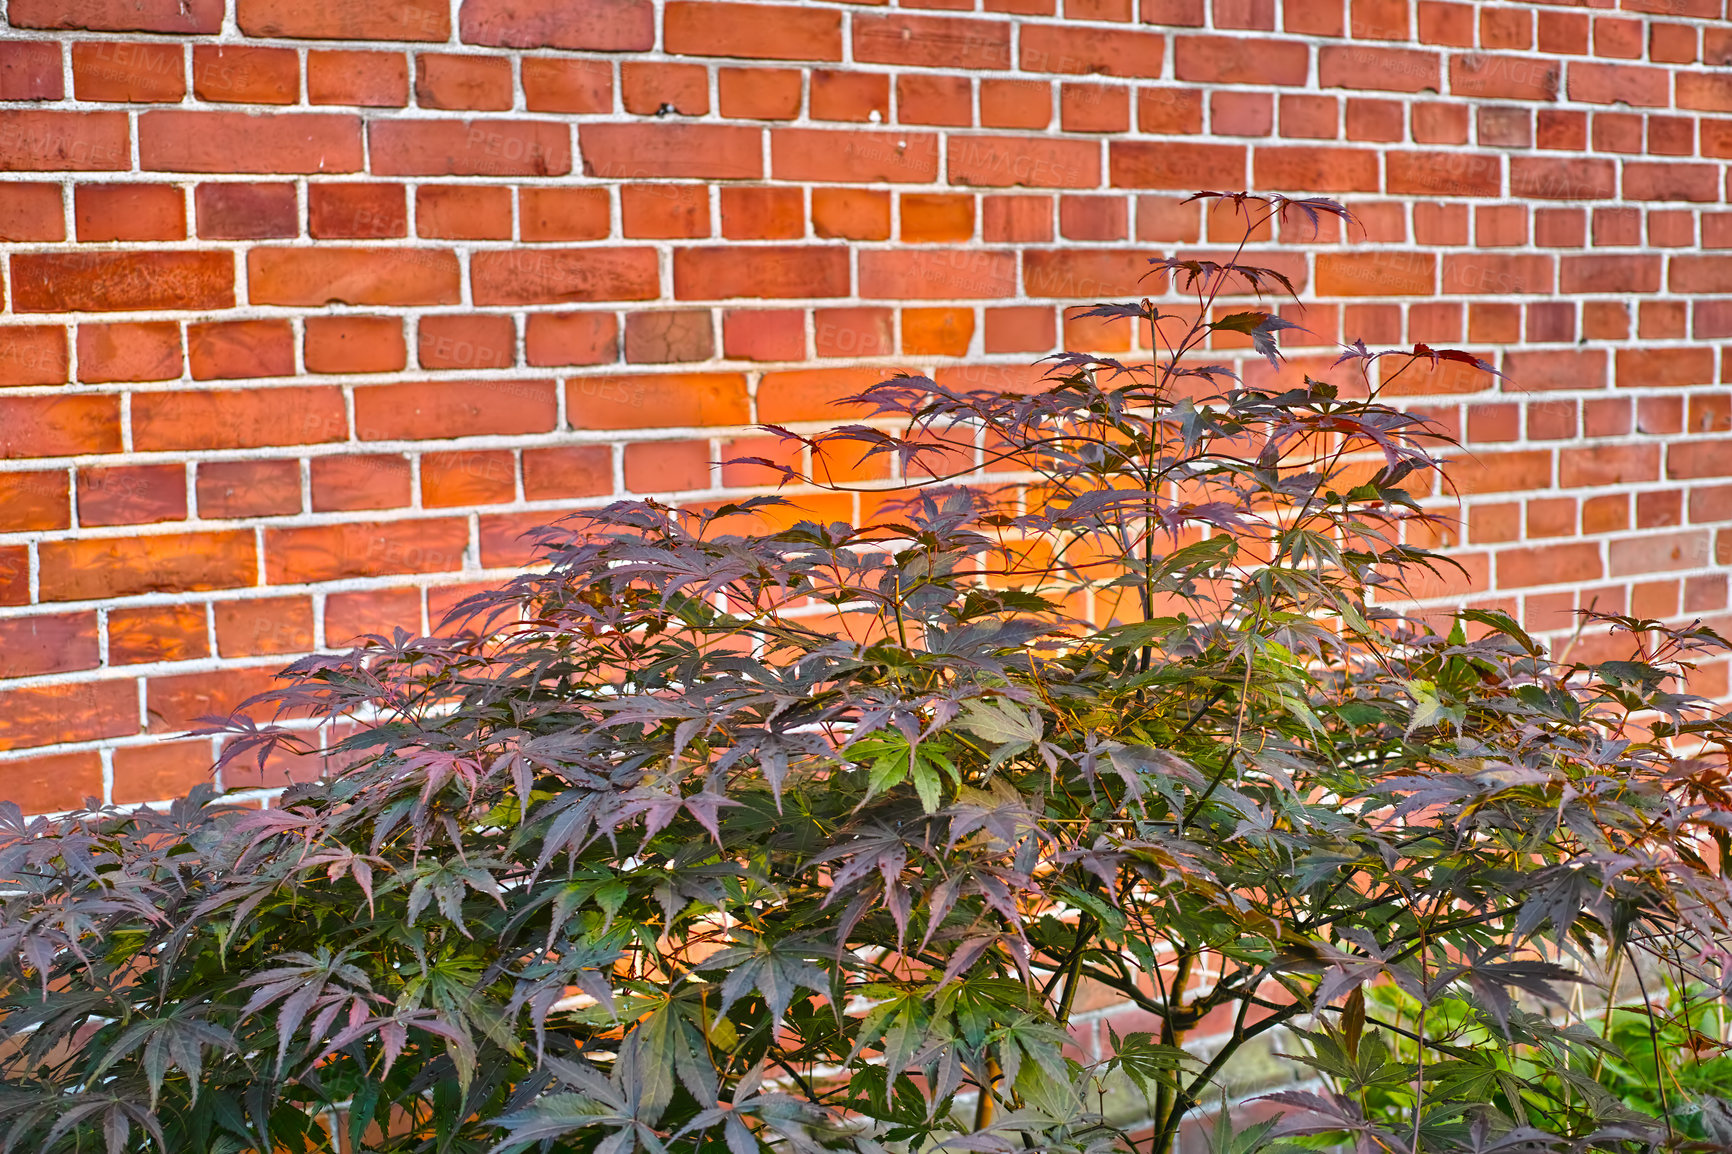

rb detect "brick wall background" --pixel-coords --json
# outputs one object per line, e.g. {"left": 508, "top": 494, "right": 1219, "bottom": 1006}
{"left": 0, "top": 0, "right": 1728, "bottom": 813}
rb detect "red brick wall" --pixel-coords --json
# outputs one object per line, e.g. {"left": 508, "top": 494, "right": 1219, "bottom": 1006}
{"left": 0, "top": 0, "right": 1728, "bottom": 812}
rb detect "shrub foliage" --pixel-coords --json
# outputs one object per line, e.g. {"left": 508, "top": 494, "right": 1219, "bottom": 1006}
{"left": 5, "top": 195, "right": 1732, "bottom": 1154}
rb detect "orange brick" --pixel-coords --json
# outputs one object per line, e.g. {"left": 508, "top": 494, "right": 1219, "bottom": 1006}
{"left": 419, "top": 314, "right": 517, "bottom": 371}
{"left": 107, "top": 603, "right": 208, "bottom": 664}
{"left": 521, "top": 187, "right": 610, "bottom": 241}
{"left": 187, "top": 319, "right": 295, "bottom": 381}
{"left": 416, "top": 184, "right": 511, "bottom": 239}
{"left": 0, "top": 612, "right": 100, "bottom": 677}
{"left": 305, "top": 315, "right": 406, "bottom": 374}
{"left": 902, "top": 307, "right": 975, "bottom": 357}
{"left": 39, "top": 531, "right": 256, "bottom": 601}
{"left": 74, "top": 183, "right": 185, "bottom": 242}
{"left": 77, "top": 464, "right": 187, "bottom": 526}
{"left": 266, "top": 519, "right": 468, "bottom": 583}
{"left": 192, "top": 45, "right": 298, "bottom": 104}
{"left": 215, "top": 595, "right": 314, "bottom": 657}
{"left": 422, "top": 449, "right": 516, "bottom": 506}
{"left": 0, "top": 681, "right": 137, "bottom": 753}
{"left": 0, "top": 750, "right": 104, "bottom": 814}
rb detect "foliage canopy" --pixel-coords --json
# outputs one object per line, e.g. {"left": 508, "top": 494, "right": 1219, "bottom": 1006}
{"left": 6, "top": 194, "right": 1732, "bottom": 1154}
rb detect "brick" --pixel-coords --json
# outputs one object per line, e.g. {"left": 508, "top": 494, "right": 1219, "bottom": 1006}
{"left": 814, "top": 307, "right": 893, "bottom": 358}
{"left": 1569, "top": 61, "right": 1668, "bottom": 107}
{"left": 621, "top": 183, "right": 709, "bottom": 238}
{"left": 355, "top": 379, "right": 558, "bottom": 440}
{"left": 473, "top": 248, "right": 659, "bottom": 305}
{"left": 0, "top": 548, "right": 27, "bottom": 606}
{"left": 807, "top": 70, "right": 886, "bottom": 122}
{"left": 860, "top": 249, "right": 1016, "bottom": 299}
{"left": 417, "top": 184, "right": 512, "bottom": 239}
{"left": 308, "top": 50, "right": 408, "bottom": 107}
{"left": 1671, "top": 440, "right": 1732, "bottom": 480}
{"left": 77, "top": 322, "right": 181, "bottom": 384}
{"left": 721, "top": 186, "right": 806, "bottom": 240}
{"left": 412, "top": 55, "right": 510, "bottom": 113}
{"left": 1500, "top": 349, "right": 1606, "bottom": 392}
{"left": 1020, "top": 24, "right": 1163, "bottom": 77}
{"left": 521, "top": 187, "right": 610, "bottom": 241}
{"left": 773, "top": 128, "right": 938, "bottom": 183}
{"left": 197, "top": 459, "right": 301, "bottom": 518}
{"left": 0, "top": 183, "right": 64, "bottom": 240}
{"left": 1060, "top": 195, "right": 1127, "bottom": 240}
{"left": 1679, "top": 74, "right": 1732, "bottom": 114}
{"left": 523, "top": 58, "right": 612, "bottom": 113}
{"left": 305, "top": 316, "right": 407, "bottom": 374}
{"left": 72, "top": 41, "right": 184, "bottom": 102}
{"left": 625, "top": 310, "right": 714, "bottom": 363}
{"left": 854, "top": 14, "right": 1011, "bottom": 69}
{"left": 900, "top": 74, "right": 973, "bottom": 127}
{"left": 0, "top": 470, "right": 69, "bottom": 532}
{"left": 1592, "top": 112, "right": 1641, "bottom": 154}
{"left": 674, "top": 246, "right": 848, "bottom": 300}
{"left": 0, "top": 111, "right": 129, "bottom": 171}
{"left": 1609, "top": 531, "right": 1711, "bottom": 577}
{"left": 985, "top": 194, "right": 1055, "bottom": 242}
{"left": 1595, "top": 207, "right": 1644, "bottom": 246}
{"left": 0, "top": 42, "right": 63, "bottom": 101}
{"left": 525, "top": 312, "right": 619, "bottom": 366}
{"left": 0, "top": 751, "right": 104, "bottom": 814}
{"left": 1385, "top": 151, "right": 1501, "bottom": 197}
{"left": 249, "top": 247, "right": 460, "bottom": 307}
{"left": 624, "top": 441, "right": 709, "bottom": 493}
{"left": 423, "top": 449, "right": 516, "bottom": 507}
{"left": 106, "top": 604, "right": 207, "bottom": 664}
{"left": 308, "top": 183, "right": 406, "bottom": 238}
{"left": 757, "top": 367, "right": 887, "bottom": 423}
{"left": 982, "top": 78, "right": 1053, "bottom": 129}
{"left": 1442, "top": 254, "right": 1552, "bottom": 295}
{"left": 621, "top": 62, "right": 709, "bottom": 116}
{"left": 901, "top": 193, "right": 974, "bottom": 243}
{"left": 12, "top": 251, "right": 232, "bottom": 313}
{"left": 1175, "top": 35, "right": 1306, "bottom": 85}
{"left": 194, "top": 181, "right": 296, "bottom": 239}
{"left": 186, "top": 320, "right": 294, "bottom": 382}
{"left": 476, "top": 511, "right": 556, "bottom": 568}
{"left": 40, "top": 531, "right": 256, "bottom": 600}
{"left": 523, "top": 445, "right": 612, "bottom": 500}
{"left": 0, "top": 325, "right": 69, "bottom": 386}
{"left": 1256, "top": 146, "right": 1379, "bottom": 193}
{"left": 459, "top": 0, "right": 653, "bottom": 51}
{"left": 324, "top": 587, "right": 422, "bottom": 645}
{"left": 78, "top": 464, "right": 186, "bottom": 526}
{"left": 1509, "top": 157, "right": 1615, "bottom": 200}
{"left": 132, "top": 387, "right": 347, "bottom": 450}
{"left": 1449, "top": 53, "right": 1559, "bottom": 101}
{"left": 118, "top": 743, "right": 217, "bottom": 808}
{"left": 949, "top": 134, "right": 1100, "bottom": 188}
{"left": 371, "top": 119, "right": 571, "bottom": 177}
{"left": 665, "top": 2, "right": 842, "bottom": 60}
{"left": 984, "top": 306, "right": 1056, "bottom": 353}
{"left": 1318, "top": 45, "right": 1440, "bottom": 92}
{"left": 1535, "top": 109, "right": 1586, "bottom": 150}
{"left": 0, "top": 395, "right": 122, "bottom": 458}
{"left": 238, "top": 0, "right": 449, "bottom": 40}
{"left": 1110, "top": 141, "right": 1244, "bottom": 188}
{"left": 13, "top": 0, "right": 220, "bottom": 32}
{"left": 580, "top": 122, "right": 758, "bottom": 182}
{"left": 0, "top": 614, "right": 100, "bottom": 677}
{"left": 268, "top": 519, "right": 468, "bottom": 583}
{"left": 1616, "top": 348, "right": 1714, "bottom": 390}
{"left": 0, "top": 682, "right": 137, "bottom": 753}
{"left": 1023, "top": 249, "right": 1149, "bottom": 296}
{"left": 1316, "top": 253, "right": 1435, "bottom": 296}
{"left": 813, "top": 188, "right": 890, "bottom": 240}
{"left": 140, "top": 111, "right": 362, "bottom": 174}
{"left": 311, "top": 453, "right": 411, "bottom": 511}
{"left": 421, "top": 314, "right": 518, "bottom": 370}
{"left": 903, "top": 307, "right": 974, "bottom": 356}
{"left": 1560, "top": 444, "right": 1658, "bottom": 488}
{"left": 192, "top": 45, "right": 299, "bottom": 104}
{"left": 215, "top": 596, "right": 314, "bottom": 658}
{"left": 146, "top": 666, "right": 282, "bottom": 732}
{"left": 722, "top": 309, "right": 805, "bottom": 361}
{"left": 1560, "top": 254, "right": 1661, "bottom": 294}
{"left": 1623, "top": 162, "right": 1720, "bottom": 204}
{"left": 1062, "top": 82, "right": 1130, "bottom": 133}
{"left": 566, "top": 372, "right": 748, "bottom": 429}
{"left": 1672, "top": 257, "right": 1732, "bottom": 294}
{"left": 719, "top": 67, "right": 803, "bottom": 120}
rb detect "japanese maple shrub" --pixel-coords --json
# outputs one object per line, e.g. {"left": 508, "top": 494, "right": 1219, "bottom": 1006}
{"left": 5, "top": 194, "right": 1732, "bottom": 1154}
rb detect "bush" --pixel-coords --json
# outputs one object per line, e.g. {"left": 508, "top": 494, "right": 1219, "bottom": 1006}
{"left": 6, "top": 193, "right": 1732, "bottom": 1154}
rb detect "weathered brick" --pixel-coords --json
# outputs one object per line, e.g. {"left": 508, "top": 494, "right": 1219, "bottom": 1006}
{"left": 371, "top": 119, "right": 572, "bottom": 177}
{"left": 12, "top": 0, "right": 221, "bottom": 32}
{"left": 665, "top": 2, "right": 842, "bottom": 60}
{"left": 12, "top": 252, "right": 233, "bottom": 313}
{"left": 266, "top": 519, "right": 469, "bottom": 583}
{"left": 473, "top": 248, "right": 659, "bottom": 305}
{"left": 674, "top": 246, "right": 850, "bottom": 299}
{"left": 459, "top": 0, "right": 652, "bottom": 50}
{"left": 0, "top": 111, "right": 130, "bottom": 171}
{"left": 566, "top": 372, "right": 749, "bottom": 429}
{"left": 140, "top": 111, "right": 363, "bottom": 174}
{"left": 353, "top": 379, "right": 559, "bottom": 440}
{"left": 0, "top": 682, "right": 137, "bottom": 753}
{"left": 239, "top": 0, "right": 449, "bottom": 40}
{"left": 249, "top": 248, "right": 461, "bottom": 306}
{"left": 40, "top": 531, "right": 256, "bottom": 600}
{"left": 132, "top": 387, "right": 348, "bottom": 451}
